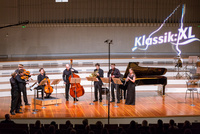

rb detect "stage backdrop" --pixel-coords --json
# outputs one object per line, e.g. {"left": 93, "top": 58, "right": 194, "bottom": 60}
{"left": 0, "top": 25, "right": 199, "bottom": 58}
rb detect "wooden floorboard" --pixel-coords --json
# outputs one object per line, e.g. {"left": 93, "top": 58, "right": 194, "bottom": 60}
{"left": 1, "top": 92, "right": 200, "bottom": 119}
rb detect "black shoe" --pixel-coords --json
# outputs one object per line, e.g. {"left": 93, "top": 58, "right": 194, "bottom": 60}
{"left": 25, "top": 103, "right": 30, "bottom": 106}
{"left": 15, "top": 110, "right": 23, "bottom": 114}
{"left": 93, "top": 100, "right": 98, "bottom": 102}
{"left": 117, "top": 100, "right": 120, "bottom": 103}
{"left": 110, "top": 100, "right": 115, "bottom": 102}
{"left": 10, "top": 111, "right": 15, "bottom": 115}
{"left": 99, "top": 100, "right": 102, "bottom": 102}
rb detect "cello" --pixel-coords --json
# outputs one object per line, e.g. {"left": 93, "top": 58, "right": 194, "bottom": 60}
{"left": 69, "top": 59, "right": 85, "bottom": 98}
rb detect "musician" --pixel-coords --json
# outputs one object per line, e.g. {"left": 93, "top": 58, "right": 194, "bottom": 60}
{"left": 15, "top": 64, "right": 24, "bottom": 74}
{"left": 93, "top": 63, "right": 104, "bottom": 102}
{"left": 15, "top": 64, "right": 31, "bottom": 106}
{"left": 10, "top": 72, "right": 21, "bottom": 115}
{"left": 125, "top": 68, "right": 136, "bottom": 105}
{"left": 107, "top": 63, "right": 121, "bottom": 103}
{"left": 63, "top": 64, "right": 79, "bottom": 101}
{"left": 15, "top": 69, "right": 30, "bottom": 106}
{"left": 37, "top": 68, "right": 46, "bottom": 99}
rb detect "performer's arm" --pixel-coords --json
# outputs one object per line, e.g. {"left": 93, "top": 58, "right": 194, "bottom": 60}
{"left": 115, "top": 69, "right": 121, "bottom": 78}
{"left": 16, "top": 75, "right": 26, "bottom": 84}
{"left": 107, "top": 70, "right": 111, "bottom": 77}
{"left": 129, "top": 75, "right": 136, "bottom": 83}
{"left": 62, "top": 70, "right": 66, "bottom": 82}
{"left": 99, "top": 69, "right": 104, "bottom": 78}
{"left": 71, "top": 68, "right": 78, "bottom": 73}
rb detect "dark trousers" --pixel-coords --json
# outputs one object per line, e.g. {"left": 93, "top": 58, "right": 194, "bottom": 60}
{"left": 10, "top": 90, "right": 20, "bottom": 112}
{"left": 65, "top": 83, "right": 70, "bottom": 100}
{"left": 111, "top": 82, "right": 120, "bottom": 101}
{"left": 94, "top": 82, "right": 102, "bottom": 100}
{"left": 20, "top": 86, "right": 28, "bottom": 104}
{"left": 36, "top": 86, "right": 44, "bottom": 99}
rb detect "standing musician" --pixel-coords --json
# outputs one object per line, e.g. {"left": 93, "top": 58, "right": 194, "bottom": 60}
{"left": 15, "top": 69, "right": 30, "bottom": 106}
{"left": 37, "top": 68, "right": 47, "bottom": 99}
{"left": 15, "top": 64, "right": 31, "bottom": 106}
{"left": 107, "top": 63, "right": 121, "bottom": 103}
{"left": 93, "top": 63, "right": 104, "bottom": 102}
{"left": 63, "top": 64, "right": 79, "bottom": 101}
{"left": 10, "top": 72, "right": 21, "bottom": 115}
{"left": 125, "top": 68, "right": 136, "bottom": 105}
{"left": 15, "top": 64, "right": 24, "bottom": 74}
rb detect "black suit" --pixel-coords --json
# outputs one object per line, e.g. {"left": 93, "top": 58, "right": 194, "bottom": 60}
{"left": 37, "top": 73, "right": 46, "bottom": 98}
{"left": 62, "top": 68, "right": 78, "bottom": 100}
{"left": 10, "top": 77, "right": 21, "bottom": 113}
{"left": 15, "top": 74, "right": 28, "bottom": 104}
{"left": 94, "top": 68, "right": 104, "bottom": 101}
{"left": 107, "top": 68, "right": 121, "bottom": 101}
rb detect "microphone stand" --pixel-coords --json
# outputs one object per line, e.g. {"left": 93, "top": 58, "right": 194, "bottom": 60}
{"left": 104, "top": 39, "right": 112, "bottom": 124}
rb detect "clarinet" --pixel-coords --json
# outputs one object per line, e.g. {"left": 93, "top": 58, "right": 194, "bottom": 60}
{"left": 124, "top": 74, "right": 130, "bottom": 86}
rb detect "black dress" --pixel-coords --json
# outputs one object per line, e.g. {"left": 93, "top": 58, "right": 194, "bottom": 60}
{"left": 125, "top": 74, "right": 136, "bottom": 105}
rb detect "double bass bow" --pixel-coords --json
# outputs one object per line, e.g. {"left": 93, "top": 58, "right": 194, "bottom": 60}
{"left": 69, "top": 59, "right": 85, "bottom": 98}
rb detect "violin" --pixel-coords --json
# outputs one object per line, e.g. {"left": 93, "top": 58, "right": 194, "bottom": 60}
{"left": 69, "top": 59, "right": 85, "bottom": 98}
{"left": 21, "top": 69, "right": 31, "bottom": 80}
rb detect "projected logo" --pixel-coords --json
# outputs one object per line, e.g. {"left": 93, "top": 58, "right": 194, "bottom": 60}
{"left": 132, "top": 4, "right": 200, "bottom": 56}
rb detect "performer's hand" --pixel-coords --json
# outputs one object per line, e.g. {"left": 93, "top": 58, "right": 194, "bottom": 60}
{"left": 64, "top": 82, "right": 66, "bottom": 84}
{"left": 96, "top": 78, "right": 99, "bottom": 81}
{"left": 30, "top": 73, "right": 33, "bottom": 76}
{"left": 96, "top": 73, "right": 99, "bottom": 76}
{"left": 111, "top": 75, "right": 115, "bottom": 78}
{"left": 71, "top": 69, "right": 74, "bottom": 72}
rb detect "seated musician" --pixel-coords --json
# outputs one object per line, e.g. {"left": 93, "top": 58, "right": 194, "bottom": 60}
{"left": 37, "top": 68, "right": 47, "bottom": 99}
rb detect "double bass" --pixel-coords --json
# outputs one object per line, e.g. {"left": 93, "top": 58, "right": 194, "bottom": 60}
{"left": 69, "top": 59, "right": 85, "bottom": 98}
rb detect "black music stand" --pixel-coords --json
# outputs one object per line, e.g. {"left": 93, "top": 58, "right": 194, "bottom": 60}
{"left": 101, "top": 78, "right": 110, "bottom": 106}
{"left": 70, "top": 78, "right": 81, "bottom": 105}
{"left": 86, "top": 77, "right": 98, "bottom": 105}
{"left": 112, "top": 78, "right": 123, "bottom": 108}
{"left": 51, "top": 79, "right": 61, "bottom": 106}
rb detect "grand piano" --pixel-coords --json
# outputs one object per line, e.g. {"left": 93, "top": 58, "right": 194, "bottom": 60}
{"left": 120, "top": 62, "right": 167, "bottom": 96}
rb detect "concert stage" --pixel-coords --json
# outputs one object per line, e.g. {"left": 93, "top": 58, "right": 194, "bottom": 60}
{"left": 1, "top": 92, "right": 200, "bottom": 124}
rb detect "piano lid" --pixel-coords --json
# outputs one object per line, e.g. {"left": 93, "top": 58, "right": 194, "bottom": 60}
{"left": 123, "top": 62, "right": 167, "bottom": 78}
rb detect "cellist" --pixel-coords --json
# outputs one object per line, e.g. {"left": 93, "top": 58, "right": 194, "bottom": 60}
{"left": 63, "top": 64, "right": 78, "bottom": 101}
{"left": 37, "top": 68, "right": 46, "bottom": 99}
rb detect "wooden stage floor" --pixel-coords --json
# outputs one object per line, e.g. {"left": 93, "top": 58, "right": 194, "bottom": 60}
{"left": 1, "top": 92, "right": 200, "bottom": 119}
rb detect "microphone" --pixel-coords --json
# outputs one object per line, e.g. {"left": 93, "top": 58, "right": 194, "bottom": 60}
{"left": 104, "top": 39, "right": 110, "bottom": 43}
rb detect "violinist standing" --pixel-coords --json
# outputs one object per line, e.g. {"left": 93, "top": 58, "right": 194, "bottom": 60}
{"left": 10, "top": 72, "right": 21, "bottom": 115}
{"left": 125, "top": 68, "right": 136, "bottom": 105}
{"left": 15, "top": 69, "right": 30, "bottom": 106}
{"left": 63, "top": 64, "right": 78, "bottom": 101}
{"left": 107, "top": 63, "right": 121, "bottom": 103}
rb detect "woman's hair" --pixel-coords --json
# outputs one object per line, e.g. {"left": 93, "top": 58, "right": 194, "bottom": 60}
{"left": 39, "top": 68, "right": 44, "bottom": 72}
